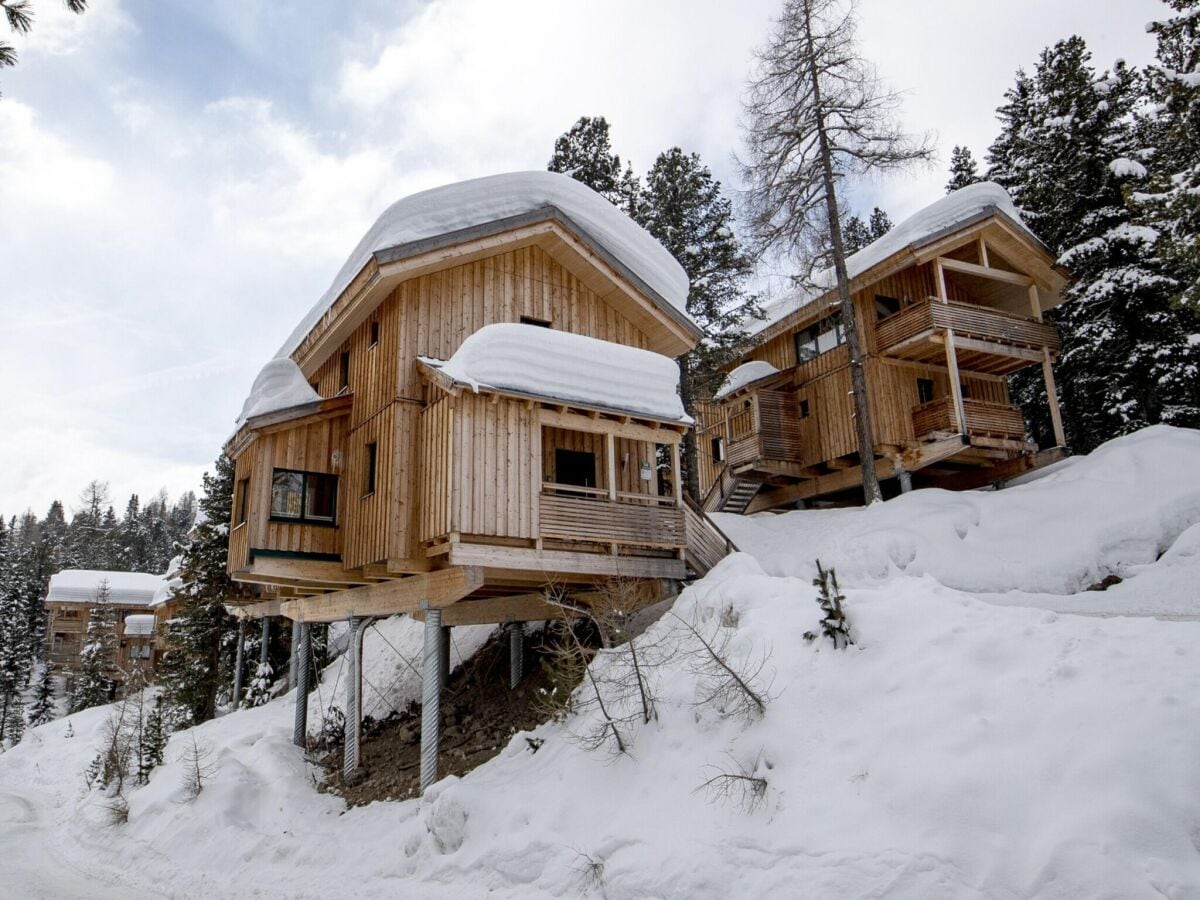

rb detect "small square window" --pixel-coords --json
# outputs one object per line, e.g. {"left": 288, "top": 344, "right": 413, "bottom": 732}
{"left": 520, "top": 315, "right": 552, "bottom": 328}
{"left": 917, "top": 378, "right": 935, "bottom": 405}
{"left": 799, "top": 398, "right": 810, "bottom": 419}
{"left": 270, "top": 469, "right": 338, "bottom": 525}
{"left": 710, "top": 437, "right": 725, "bottom": 463}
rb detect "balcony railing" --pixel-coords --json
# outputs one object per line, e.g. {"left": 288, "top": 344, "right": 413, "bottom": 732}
{"left": 539, "top": 486, "right": 685, "bottom": 549}
{"left": 912, "top": 397, "right": 1027, "bottom": 442}
{"left": 877, "top": 298, "right": 1061, "bottom": 357}
{"left": 724, "top": 389, "right": 804, "bottom": 470}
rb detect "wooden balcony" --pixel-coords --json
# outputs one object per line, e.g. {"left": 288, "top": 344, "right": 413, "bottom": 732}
{"left": 912, "top": 397, "right": 1027, "bottom": 443}
{"left": 876, "top": 298, "right": 1060, "bottom": 375}
{"left": 725, "top": 389, "right": 804, "bottom": 472}
{"left": 539, "top": 486, "right": 685, "bottom": 550}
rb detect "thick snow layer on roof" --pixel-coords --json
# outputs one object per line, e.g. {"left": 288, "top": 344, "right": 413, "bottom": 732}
{"left": 237, "top": 358, "right": 321, "bottom": 427}
{"left": 753, "top": 181, "right": 1037, "bottom": 336}
{"left": 429, "top": 323, "right": 689, "bottom": 422}
{"left": 714, "top": 360, "right": 780, "bottom": 400}
{"left": 276, "top": 171, "right": 694, "bottom": 359}
{"left": 123, "top": 614, "right": 157, "bottom": 637}
{"left": 46, "top": 570, "right": 164, "bottom": 606}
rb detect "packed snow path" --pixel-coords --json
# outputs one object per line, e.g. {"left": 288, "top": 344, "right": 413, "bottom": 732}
{"left": 2, "top": 427, "right": 1199, "bottom": 898}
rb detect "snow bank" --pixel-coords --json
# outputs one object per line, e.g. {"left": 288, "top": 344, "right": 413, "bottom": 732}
{"left": 713, "top": 360, "right": 779, "bottom": 400}
{"left": 236, "top": 358, "right": 321, "bottom": 427}
{"left": 45, "top": 569, "right": 164, "bottom": 606}
{"left": 277, "top": 171, "right": 694, "bottom": 359}
{"left": 754, "top": 181, "right": 1039, "bottom": 335}
{"left": 427, "top": 322, "right": 690, "bottom": 423}
{"left": 716, "top": 426, "right": 1200, "bottom": 603}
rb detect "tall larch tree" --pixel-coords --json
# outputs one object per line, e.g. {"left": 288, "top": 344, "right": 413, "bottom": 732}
{"left": 637, "top": 147, "right": 759, "bottom": 498}
{"left": 158, "top": 454, "right": 238, "bottom": 725}
{"left": 741, "top": 0, "right": 933, "bottom": 504}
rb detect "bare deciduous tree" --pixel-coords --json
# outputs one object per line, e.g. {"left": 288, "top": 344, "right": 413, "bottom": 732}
{"left": 179, "top": 732, "right": 218, "bottom": 799}
{"left": 741, "top": 0, "right": 933, "bottom": 504}
{"left": 671, "top": 611, "right": 772, "bottom": 723}
{"left": 697, "top": 752, "right": 770, "bottom": 812}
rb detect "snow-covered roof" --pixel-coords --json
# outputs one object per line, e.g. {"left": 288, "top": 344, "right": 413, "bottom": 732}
{"left": 423, "top": 323, "right": 690, "bottom": 423}
{"left": 151, "top": 555, "right": 184, "bottom": 607}
{"left": 123, "top": 614, "right": 157, "bottom": 637}
{"left": 752, "top": 182, "right": 1043, "bottom": 337}
{"left": 714, "top": 361, "right": 781, "bottom": 401}
{"left": 276, "top": 171, "right": 696, "bottom": 359}
{"left": 237, "top": 358, "right": 322, "bottom": 427}
{"left": 45, "top": 570, "right": 164, "bottom": 606}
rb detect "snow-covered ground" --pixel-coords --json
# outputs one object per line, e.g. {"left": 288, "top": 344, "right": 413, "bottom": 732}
{"left": 3, "top": 426, "right": 1200, "bottom": 899}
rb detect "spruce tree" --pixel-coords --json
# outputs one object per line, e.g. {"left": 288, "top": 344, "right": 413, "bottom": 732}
{"left": 842, "top": 207, "right": 893, "bottom": 254}
{"left": 637, "top": 147, "right": 759, "bottom": 498}
{"left": 158, "top": 455, "right": 238, "bottom": 725}
{"left": 548, "top": 116, "right": 640, "bottom": 215}
{"left": 70, "top": 579, "right": 118, "bottom": 712}
{"left": 26, "top": 662, "right": 55, "bottom": 727}
{"left": 945, "top": 145, "right": 982, "bottom": 193}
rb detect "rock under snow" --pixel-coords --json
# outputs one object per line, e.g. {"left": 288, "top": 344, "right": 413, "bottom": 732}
{"left": 237, "top": 358, "right": 321, "bottom": 427}
{"left": 714, "top": 360, "right": 780, "bottom": 400}
{"left": 427, "top": 322, "right": 690, "bottom": 423}
{"left": 276, "top": 171, "right": 695, "bottom": 359}
{"left": 753, "top": 181, "right": 1040, "bottom": 335}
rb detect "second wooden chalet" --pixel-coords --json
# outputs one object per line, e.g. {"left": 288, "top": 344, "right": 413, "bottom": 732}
{"left": 696, "top": 182, "right": 1071, "bottom": 514}
{"left": 225, "top": 171, "right": 737, "bottom": 785}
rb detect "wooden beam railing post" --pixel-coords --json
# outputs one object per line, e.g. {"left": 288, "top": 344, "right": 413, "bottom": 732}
{"left": 670, "top": 441, "right": 683, "bottom": 507}
{"left": 1042, "top": 349, "right": 1067, "bottom": 448}
{"left": 944, "top": 330, "right": 967, "bottom": 435}
{"left": 606, "top": 432, "right": 617, "bottom": 502}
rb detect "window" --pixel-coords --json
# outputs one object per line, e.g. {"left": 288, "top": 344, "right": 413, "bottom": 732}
{"left": 917, "top": 378, "right": 935, "bottom": 405}
{"left": 132, "top": 644, "right": 152, "bottom": 660}
{"left": 794, "top": 312, "right": 844, "bottom": 362}
{"left": 234, "top": 477, "right": 250, "bottom": 526}
{"left": 369, "top": 320, "right": 380, "bottom": 347}
{"left": 270, "top": 469, "right": 338, "bottom": 524}
{"left": 364, "top": 442, "right": 378, "bottom": 496}
{"left": 60, "top": 609, "right": 80, "bottom": 619}
{"left": 874, "top": 295, "right": 901, "bottom": 319}
{"left": 711, "top": 437, "right": 725, "bottom": 463}
{"left": 520, "top": 315, "right": 552, "bottom": 328}
{"left": 554, "top": 449, "right": 596, "bottom": 488}
{"left": 799, "top": 398, "right": 810, "bottom": 419}
{"left": 339, "top": 351, "right": 351, "bottom": 392}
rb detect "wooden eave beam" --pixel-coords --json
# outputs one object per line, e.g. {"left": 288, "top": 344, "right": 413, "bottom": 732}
{"left": 539, "top": 407, "right": 686, "bottom": 442}
{"left": 280, "top": 566, "right": 485, "bottom": 623}
{"left": 936, "top": 255, "right": 1034, "bottom": 287}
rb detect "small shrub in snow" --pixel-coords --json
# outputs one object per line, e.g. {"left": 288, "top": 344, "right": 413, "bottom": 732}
{"left": 572, "top": 849, "right": 607, "bottom": 895}
{"left": 243, "top": 661, "right": 274, "bottom": 708}
{"left": 179, "top": 732, "right": 218, "bottom": 799}
{"left": 312, "top": 704, "right": 345, "bottom": 753}
{"left": 697, "top": 753, "right": 769, "bottom": 813}
{"left": 671, "top": 612, "right": 771, "bottom": 722}
{"left": 807, "top": 561, "right": 853, "bottom": 649}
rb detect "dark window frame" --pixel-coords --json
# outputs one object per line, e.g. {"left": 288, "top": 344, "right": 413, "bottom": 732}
{"left": 269, "top": 468, "right": 339, "bottom": 527}
{"left": 874, "top": 294, "right": 902, "bottom": 320}
{"left": 520, "top": 315, "right": 552, "bottom": 328}
{"left": 794, "top": 311, "right": 845, "bottom": 362}
{"left": 369, "top": 320, "right": 380, "bottom": 348}
{"left": 916, "top": 377, "right": 935, "bottom": 405}
{"left": 339, "top": 351, "right": 351, "bottom": 393}
{"left": 799, "top": 398, "right": 811, "bottom": 419}
{"left": 234, "top": 477, "right": 250, "bottom": 526}
{"left": 364, "top": 442, "right": 378, "bottom": 497}
{"left": 710, "top": 436, "right": 725, "bottom": 464}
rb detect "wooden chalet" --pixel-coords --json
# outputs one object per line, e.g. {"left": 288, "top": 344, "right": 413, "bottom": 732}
{"left": 223, "top": 172, "right": 735, "bottom": 786}
{"left": 696, "top": 182, "right": 1071, "bottom": 514}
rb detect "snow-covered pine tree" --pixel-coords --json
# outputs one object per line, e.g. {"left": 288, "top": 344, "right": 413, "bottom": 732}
{"left": 842, "top": 207, "right": 894, "bottom": 254}
{"left": 868, "top": 207, "right": 892, "bottom": 238}
{"left": 158, "top": 454, "right": 238, "bottom": 725}
{"left": 26, "top": 662, "right": 55, "bottom": 727}
{"left": 0, "top": 566, "right": 27, "bottom": 742}
{"left": 548, "top": 116, "right": 640, "bottom": 215}
{"left": 945, "top": 145, "right": 982, "bottom": 193}
{"left": 138, "top": 695, "right": 166, "bottom": 783}
{"left": 243, "top": 660, "right": 274, "bottom": 708}
{"left": 117, "top": 493, "right": 149, "bottom": 573}
{"left": 741, "top": 0, "right": 933, "bottom": 504}
{"left": 70, "top": 579, "right": 118, "bottom": 713}
{"left": 65, "top": 480, "right": 112, "bottom": 569}
{"left": 637, "top": 147, "right": 760, "bottom": 498}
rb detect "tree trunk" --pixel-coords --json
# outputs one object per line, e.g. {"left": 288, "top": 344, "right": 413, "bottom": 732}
{"left": 801, "top": 1, "right": 882, "bottom": 505}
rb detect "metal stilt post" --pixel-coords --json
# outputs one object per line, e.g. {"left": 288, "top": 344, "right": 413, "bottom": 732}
{"left": 509, "top": 621, "right": 524, "bottom": 689}
{"left": 420, "top": 604, "right": 443, "bottom": 794}
{"left": 260, "top": 616, "right": 271, "bottom": 667}
{"left": 289, "top": 618, "right": 301, "bottom": 691}
{"left": 232, "top": 619, "right": 246, "bottom": 709}
{"left": 439, "top": 625, "right": 451, "bottom": 689}
{"left": 898, "top": 470, "right": 913, "bottom": 494}
{"left": 343, "top": 616, "right": 367, "bottom": 779}
{"left": 293, "top": 622, "right": 311, "bottom": 749}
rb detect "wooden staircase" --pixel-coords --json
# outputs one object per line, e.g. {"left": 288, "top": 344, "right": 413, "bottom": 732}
{"left": 682, "top": 497, "right": 738, "bottom": 579}
{"left": 720, "top": 478, "right": 760, "bottom": 514}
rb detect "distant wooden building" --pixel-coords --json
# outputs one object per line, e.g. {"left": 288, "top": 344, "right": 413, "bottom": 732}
{"left": 696, "top": 183, "right": 1071, "bottom": 514}
{"left": 44, "top": 569, "right": 165, "bottom": 680}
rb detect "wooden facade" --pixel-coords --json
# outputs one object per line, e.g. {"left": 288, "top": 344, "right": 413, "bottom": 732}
{"left": 697, "top": 211, "right": 1071, "bottom": 513}
{"left": 226, "top": 207, "right": 733, "bottom": 627}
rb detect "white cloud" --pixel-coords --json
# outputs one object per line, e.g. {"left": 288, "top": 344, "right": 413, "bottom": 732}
{"left": 0, "top": 101, "right": 114, "bottom": 210}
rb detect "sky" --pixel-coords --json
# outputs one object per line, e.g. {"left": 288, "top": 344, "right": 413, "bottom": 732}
{"left": 0, "top": 0, "right": 1164, "bottom": 519}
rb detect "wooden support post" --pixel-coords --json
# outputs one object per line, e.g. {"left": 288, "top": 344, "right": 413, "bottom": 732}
{"left": 342, "top": 616, "right": 368, "bottom": 780}
{"left": 292, "top": 622, "right": 310, "bottom": 749}
{"left": 977, "top": 236, "right": 989, "bottom": 268}
{"left": 606, "top": 432, "right": 617, "bottom": 502}
{"left": 1042, "top": 348, "right": 1067, "bottom": 448}
{"left": 944, "top": 329, "right": 967, "bottom": 434}
{"left": 232, "top": 619, "right": 246, "bottom": 709}
{"left": 934, "top": 258, "right": 949, "bottom": 303}
{"left": 1027, "top": 283, "right": 1042, "bottom": 321}
{"left": 670, "top": 441, "right": 683, "bottom": 506}
{"left": 420, "top": 604, "right": 443, "bottom": 794}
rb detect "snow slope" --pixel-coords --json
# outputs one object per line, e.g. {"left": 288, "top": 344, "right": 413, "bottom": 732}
{"left": 3, "top": 426, "right": 1200, "bottom": 899}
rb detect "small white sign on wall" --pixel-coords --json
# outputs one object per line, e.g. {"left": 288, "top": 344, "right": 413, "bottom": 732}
{"left": 639, "top": 461, "right": 653, "bottom": 482}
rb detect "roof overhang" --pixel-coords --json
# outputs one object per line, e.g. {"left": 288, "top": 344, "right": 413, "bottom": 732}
{"left": 225, "top": 394, "right": 353, "bottom": 459}
{"left": 289, "top": 210, "right": 701, "bottom": 373}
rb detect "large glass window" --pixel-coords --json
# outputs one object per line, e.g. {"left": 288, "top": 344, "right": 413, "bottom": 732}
{"left": 271, "top": 469, "right": 338, "bottom": 524}
{"left": 794, "top": 312, "right": 844, "bottom": 362}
